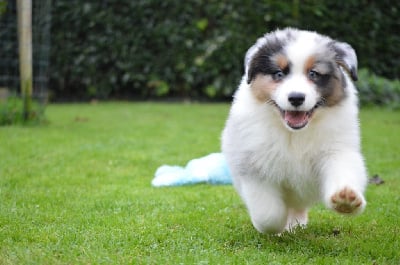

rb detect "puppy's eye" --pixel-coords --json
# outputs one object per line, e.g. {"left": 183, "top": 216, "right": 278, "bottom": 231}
{"left": 272, "top": 70, "right": 285, "bottom": 81}
{"left": 308, "top": 70, "right": 320, "bottom": 81}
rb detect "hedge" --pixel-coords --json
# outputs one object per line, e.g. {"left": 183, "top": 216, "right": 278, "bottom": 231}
{"left": 49, "top": 0, "right": 399, "bottom": 100}
{"left": 358, "top": 69, "right": 400, "bottom": 109}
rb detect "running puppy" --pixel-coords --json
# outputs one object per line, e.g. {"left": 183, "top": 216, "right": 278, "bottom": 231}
{"left": 222, "top": 28, "right": 367, "bottom": 234}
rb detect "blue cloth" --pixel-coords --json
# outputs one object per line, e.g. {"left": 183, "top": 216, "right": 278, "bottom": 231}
{"left": 152, "top": 153, "right": 232, "bottom": 187}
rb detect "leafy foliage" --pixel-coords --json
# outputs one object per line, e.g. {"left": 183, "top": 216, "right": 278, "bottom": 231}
{"left": 0, "top": 1, "right": 7, "bottom": 16}
{"left": 50, "top": 0, "right": 399, "bottom": 100}
{"left": 358, "top": 69, "right": 400, "bottom": 109}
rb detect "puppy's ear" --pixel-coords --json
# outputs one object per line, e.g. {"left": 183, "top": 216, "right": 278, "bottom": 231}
{"left": 331, "top": 41, "right": 358, "bottom": 81}
{"left": 244, "top": 45, "right": 259, "bottom": 84}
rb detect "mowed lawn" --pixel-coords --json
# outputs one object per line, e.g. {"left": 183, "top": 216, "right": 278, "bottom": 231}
{"left": 0, "top": 102, "right": 399, "bottom": 264}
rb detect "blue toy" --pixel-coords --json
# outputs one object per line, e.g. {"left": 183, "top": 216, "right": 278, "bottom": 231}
{"left": 152, "top": 153, "right": 232, "bottom": 187}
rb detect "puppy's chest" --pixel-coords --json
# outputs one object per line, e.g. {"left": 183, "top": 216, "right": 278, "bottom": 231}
{"left": 254, "top": 148, "right": 321, "bottom": 203}
{"left": 248, "top": 140, "right": 321, "bottom": 183}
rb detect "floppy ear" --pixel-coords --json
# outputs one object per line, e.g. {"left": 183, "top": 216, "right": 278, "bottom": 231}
{"left": 244, "top": 43, "right": 260, "bottom": 84}
{"left": 332, "top": 41, "right": 358, "bottom": 81}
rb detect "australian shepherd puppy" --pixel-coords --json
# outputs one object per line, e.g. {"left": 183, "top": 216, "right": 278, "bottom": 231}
{"left": 222, "top": 28, "right": 367, "bottom": 234}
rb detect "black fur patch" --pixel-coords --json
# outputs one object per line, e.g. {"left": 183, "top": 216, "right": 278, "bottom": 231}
{"left": 247, "top": 37, "right": 286, "bottom": 84}
{"left": 313, "top": 59, "right": 347, "bottom": 106}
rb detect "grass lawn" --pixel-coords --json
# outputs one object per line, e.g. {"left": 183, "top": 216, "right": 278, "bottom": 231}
{"left": 0, "top": 102, "right": 399, "bottom": 264}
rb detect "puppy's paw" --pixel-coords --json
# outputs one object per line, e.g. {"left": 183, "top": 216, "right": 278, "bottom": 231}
{"left": 330, "top": 187, "right": 366, "bottom": 215}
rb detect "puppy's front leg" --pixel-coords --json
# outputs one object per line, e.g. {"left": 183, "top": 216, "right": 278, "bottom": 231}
{"left": 237, "top": 179, "right": 288, "bottom": 234}
{"left": 320, "top": 151, "right": 367, "bottom": 215}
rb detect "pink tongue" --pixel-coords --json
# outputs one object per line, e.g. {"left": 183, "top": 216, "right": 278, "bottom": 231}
{"left": 284, "top": 111, "right": 308, "bottom": 126}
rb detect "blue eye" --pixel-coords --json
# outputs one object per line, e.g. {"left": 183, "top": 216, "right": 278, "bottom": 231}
{"left": 273, "top": 70, "right": 285, "bottom": 81}
{"left": 308, "top": 70, "right": 320, "bottom": 81}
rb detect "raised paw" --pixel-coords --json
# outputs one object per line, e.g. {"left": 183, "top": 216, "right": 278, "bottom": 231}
{"left": 330, "top": 187, "right": 365, "bottom": 215}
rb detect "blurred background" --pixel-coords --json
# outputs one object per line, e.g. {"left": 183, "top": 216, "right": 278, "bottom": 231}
{"left": 0, "top": 0, "right": 399, "bottom": 107}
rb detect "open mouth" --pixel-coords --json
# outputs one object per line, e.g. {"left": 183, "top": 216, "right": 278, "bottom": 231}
{"left": 280, "top": 109, "right": 315, "bottom": 130}
{"left": 269, "top": 101, "right": 322, "bottom": 130}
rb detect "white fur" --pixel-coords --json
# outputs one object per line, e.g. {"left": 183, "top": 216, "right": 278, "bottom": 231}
{"left": 222, "top": 29, "right": 367, "bottom": 234}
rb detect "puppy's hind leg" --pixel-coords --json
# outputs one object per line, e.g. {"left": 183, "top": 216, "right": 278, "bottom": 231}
{"left": 239, "top": 180, "right": 288, "bottom": 234}
{"left": 285, "top": 208, "right": 308, "bottom": 232}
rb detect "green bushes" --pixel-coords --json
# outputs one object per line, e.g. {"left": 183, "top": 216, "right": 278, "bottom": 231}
{"left": 50, "top": 0, "right": 399, "bottom": 101}
{"left": 357, "top": 69, "right": 400, "bottom": 109}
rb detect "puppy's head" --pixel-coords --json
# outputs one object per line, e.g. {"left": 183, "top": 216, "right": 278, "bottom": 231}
{"left": 245, "top": 28, "right": 358, "bottom": 130}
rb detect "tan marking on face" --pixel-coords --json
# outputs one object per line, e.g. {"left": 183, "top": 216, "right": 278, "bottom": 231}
{"left": 274, "top": 54, "right": 289, "bottom": 70}
{"left": 304, "top": 55, "right": 316, "bottom": 74}
{"left": 324, "top": 73, "right": 346, "bottom": 106}
{"left": 250, "top": 74, "right": 278, "bottom": 103}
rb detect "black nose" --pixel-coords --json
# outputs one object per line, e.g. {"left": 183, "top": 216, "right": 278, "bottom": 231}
{"left": 288, "top": 92, "right": 305, "bottom": 107}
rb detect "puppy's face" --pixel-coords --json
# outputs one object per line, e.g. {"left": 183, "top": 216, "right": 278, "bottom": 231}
{"left": 245, "top": 28, "right": 358, "bottom": 130}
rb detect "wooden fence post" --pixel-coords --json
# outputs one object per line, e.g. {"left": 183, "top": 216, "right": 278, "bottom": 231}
{"left": 17, "top": 0, "right": 33, "bottom": 121}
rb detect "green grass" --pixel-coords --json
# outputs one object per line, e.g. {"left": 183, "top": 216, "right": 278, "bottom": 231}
{"left": 0, "top": 102, "right": 399, "bottom": 264}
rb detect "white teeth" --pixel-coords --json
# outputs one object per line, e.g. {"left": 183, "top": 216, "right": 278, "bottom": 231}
{"left": 273, "top": 100, "right": 320, "bottom": 130}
